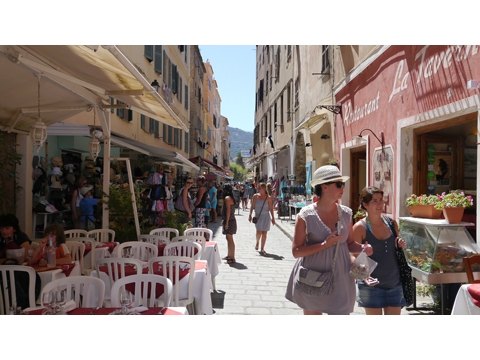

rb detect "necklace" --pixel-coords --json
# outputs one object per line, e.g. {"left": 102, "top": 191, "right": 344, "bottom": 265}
{"left": 366, "top": 216, "right": 392, "bottom": 253}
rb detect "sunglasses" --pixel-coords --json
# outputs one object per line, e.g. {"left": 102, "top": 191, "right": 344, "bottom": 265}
{"left": 325, "top": 181, "right": 345, "bottom": 188}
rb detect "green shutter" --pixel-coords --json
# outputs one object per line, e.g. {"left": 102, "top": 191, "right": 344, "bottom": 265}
{"left": 144, "top": 46, "right": 153, "bottom": 61}
{"left": 154, "top": 45, "right": 162, "bottom": 73}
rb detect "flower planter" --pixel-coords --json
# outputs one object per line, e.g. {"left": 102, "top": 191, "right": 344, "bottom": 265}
{"left": 408, "top": 205, "right": 442, "bottom": 219}
{"left": 442, "top": 207, "right": 465, "bottom": 224}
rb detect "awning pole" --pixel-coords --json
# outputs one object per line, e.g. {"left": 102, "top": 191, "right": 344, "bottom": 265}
{"left": 117, "top": 157, "right": 140, "bottom": 238}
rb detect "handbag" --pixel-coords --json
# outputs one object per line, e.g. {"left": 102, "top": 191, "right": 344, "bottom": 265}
{"left": 174, "top": 189, "right": 194, "bottom": 212}
{"left": 252, "top": 197, "right": 266, "bottom": 224}
{"left": 294, "top": 204, "right": 341, "bottom": 296}
{"left": 385, "top": 217, "right": 414, "bottom": 306}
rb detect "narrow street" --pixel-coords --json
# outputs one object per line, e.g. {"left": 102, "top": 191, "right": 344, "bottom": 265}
{"left": 207, "top": 205, "right": 434, "bottom": 315}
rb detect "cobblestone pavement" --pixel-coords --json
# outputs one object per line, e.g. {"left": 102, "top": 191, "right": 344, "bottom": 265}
{"left": 208, "top": 206, "right": 435, "bottom": 315}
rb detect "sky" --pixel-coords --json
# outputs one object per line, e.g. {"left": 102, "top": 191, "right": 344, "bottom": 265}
{"left": 198, "top": 46, "right": 256, "bottom": 133}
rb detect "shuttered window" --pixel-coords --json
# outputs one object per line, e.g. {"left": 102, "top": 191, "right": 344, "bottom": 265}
{"left": 144, "top": 46, "right": 153, "bottom": 62}
{"left": 141, "top": 115, "right": 146, "bottom": 130}
{"left": 184, "top": 85, "right": 189, "bottom": 110}
{"left": 154, "top": 45, "right": 162, "bottom": 73}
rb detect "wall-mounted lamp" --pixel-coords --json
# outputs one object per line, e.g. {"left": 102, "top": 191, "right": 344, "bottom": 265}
{"left": 467, "top": 80, "right": 480, "bottom": 90}
{"left": 305, "top": 143, "right": 312, "bottom": 147}
{"left": 314, "top": 105, "right": 342, "bottom": 115}
{"left": 356, "top": 129, "right": 384, "bottom": 152}
{"left": 321, "top": 134, "right": 330, "bottom": 140}
{"left": 151, "top": 79, "right": 160, "bottom": 92}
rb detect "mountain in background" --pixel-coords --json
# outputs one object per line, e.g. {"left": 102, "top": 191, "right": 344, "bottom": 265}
{"left": 227, "top": 126, "right": 253, "bottom": 161}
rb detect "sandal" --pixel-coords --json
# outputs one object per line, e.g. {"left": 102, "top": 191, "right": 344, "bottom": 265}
{"left": 260, "top": 250, "right": 267, "bottom": 256}
{"left": 227, "top": 258, "right": 236, "bottom": 264}
{"left": 222, "top": 256, "right": 231, "bottom": 260}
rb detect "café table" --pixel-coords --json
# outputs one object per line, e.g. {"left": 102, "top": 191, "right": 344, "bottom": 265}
{"left": 451, "top": 283, "right": 480, "bottom": 315}
{"left": 83, "top": 242, "right": 119, "bottom": 271}
{"left": 31, "top": 261, "right": 81, "bottom": 303}
{"left": 91, "top": 260, "right": 213, "bottom": 315}
{"left": 22, "top": 306, "right": 188, "bottom": 315}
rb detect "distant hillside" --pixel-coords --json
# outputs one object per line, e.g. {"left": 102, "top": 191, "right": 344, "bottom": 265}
{"left": 228, "top": 126, "right": 253, "bottom": 160}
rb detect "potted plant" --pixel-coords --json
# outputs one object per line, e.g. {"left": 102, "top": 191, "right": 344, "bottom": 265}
{"left": 405, "top": 194, "right": 442, "bottom": 219}
{"left": 160, "top": 210, "right": 193, "bottom": 238}
{"left": 434, "top": 190, "right": 474, "bottom": 223}
{"left": 353, "top": 209, "right": 366, "bottom": 222}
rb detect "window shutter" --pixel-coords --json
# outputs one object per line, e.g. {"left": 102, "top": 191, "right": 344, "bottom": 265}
{"left": 178, "top": 77, "right": 182, "bottom": 103}
{"left": 185, "top": 85, "right": 189, "bottom": 109}
{"left": 163, "top": 124, "right": 167, "bottom": 142}
{"left": 116, "top": 100, "right": 124, "bottom": 119}
{"left": 168, "top": 125, "right": 173, "bottom": 145}
{"left": 154, "top": 120, "right": 159, "bottom": 138}
{"left": 154, "top": 45, "right": 162, "bottom": 73}
{"left": 185, "top": 132, "right": 189, "bottom": 152}
{"left": 110, "top": 97, "right": 114, "bottom": 113}
{"left": 179, "top": 129, "right": 183, "bottom": 150}
{"left": 144, "top": 46, "right": 153, "bottom": 62}
{"left": 141, "top": 115, "right": 146, "bottom": 130}
{"left": 174, "top": 128, "right": 179, "bottom": 147}
{"left": 163, "top": 51, "right": 167, "bottom": 83}
{"left": 127, "top": 109, "right": 133, "bottom": 122}
{"left": 149, "top": 118, "right": 155, "bottom": 134}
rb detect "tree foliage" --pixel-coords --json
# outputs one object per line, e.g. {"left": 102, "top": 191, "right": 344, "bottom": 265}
{"left": 235, "top": 151, "right": 245, "bottom": 168}
{"left": 0, "top": 133, "right": 22, "bottom": 215}
{"left": 230, "top": 163, "right": 248, "bottom": 182}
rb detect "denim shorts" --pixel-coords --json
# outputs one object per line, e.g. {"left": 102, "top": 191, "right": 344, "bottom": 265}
{"left": 357, "top": 283, "right": 406, "bottom": 308}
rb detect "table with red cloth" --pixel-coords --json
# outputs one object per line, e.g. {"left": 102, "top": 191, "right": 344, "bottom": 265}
{"left": 91, "top": 260, "right": 213, "bottom": 315}
{"left": 157, "top": 241, "right": 221, "bottom": 277}
{"left": 31, "top": 261, "right": 82, "bottom": 303}
{"left": 83, "top": 242, "right": 118, "bottom": 271}
{"left": 451, "top": 284, "right": 480, "bottom": 315}
{"left": 22, "top": 307, "right": 187, "bottom": 315}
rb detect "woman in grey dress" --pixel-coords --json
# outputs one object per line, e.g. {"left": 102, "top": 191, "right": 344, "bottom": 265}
{"left": 248, "top": 182, "right": 275, "bottom": 255}
{"left": 285, "top": 165, "right": 373, "bottom": 315}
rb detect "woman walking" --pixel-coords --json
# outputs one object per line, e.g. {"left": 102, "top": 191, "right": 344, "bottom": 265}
{"left": 285, "top": 165, "right": 372, "bottom": 315}
{"left": 353, "top": 186, "right": 407, "bottom": 315}
{"left": 222, "top": 184, "right": 237, "bottom": 264}
{"left": 248, "top": 182, "right": 275, "bottom": 255}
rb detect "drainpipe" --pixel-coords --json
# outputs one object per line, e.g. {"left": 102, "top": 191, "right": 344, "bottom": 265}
{"left": 101, "top": 45, "right": 189, "bottom": 133}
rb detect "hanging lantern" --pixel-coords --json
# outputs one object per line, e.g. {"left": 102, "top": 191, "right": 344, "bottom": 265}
{"left": 31, "top": 118, "right": 47, "bottom": 153}
{"left": 89, "top": 137, "right": 101, "bottom": 161}
{"left": 89, "top": 106, "right": 101, "bottom": 161}
{"left": 31, "top": 74, "right": 47, "bottom": 153}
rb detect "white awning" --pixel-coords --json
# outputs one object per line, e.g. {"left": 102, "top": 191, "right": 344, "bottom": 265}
{"left": 0, "top": 45, "right": 188, "bottom": 134}
{"left": 111, "top": 136, "right": 199, "bottom": 172}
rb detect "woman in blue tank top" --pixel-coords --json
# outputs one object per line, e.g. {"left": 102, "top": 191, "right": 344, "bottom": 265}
{"left": 353, "top": 186, "right": 407, "bottom": 315}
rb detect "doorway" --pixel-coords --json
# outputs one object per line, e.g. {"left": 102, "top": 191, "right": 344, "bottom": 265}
{"left": 350, "top": 147, "right": 367, "bottom": 215}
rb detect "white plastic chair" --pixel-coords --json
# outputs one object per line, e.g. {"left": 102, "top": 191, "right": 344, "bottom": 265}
{"left": 164, "top": 241, "right": 202, "bottom": 260}
{"left": 147, "top": 256, "right": 195, "bottom": 312}
{"left": 95, "top": 258, "right": 143, "bottom": 289}
{"left": 0, "top": 265, "right": 37, "bottom": 314}
{"left": 184, "top": 227, "right": 213, "bottom": 242}
{"left": 110, "top": 274, "right": 173, "bottom": 308}
{"left": 117, "top": 241, "right": 158, "bottom": 261}
{"left": 40, "top": 276, "right": 105, "bottom": 308}
{"left": 88, "top": 229, "right": 115, "bottom": 243}
{"left": 149, "top": 227, "right": 179, "bottom": 240}
{"left": 172, "top": 235, "right": 206, "bottom": 258}
{"left": 68, "top": 237, "right": 97, "bottom": 275}
{"left": 138, "top": 234, "right": 170, "bottom": 246}
{"left": 65, "top": 240, "right": 85, "bottom": 274}
{"left": 64, "top": 229, "right": 88, "bottom": 238}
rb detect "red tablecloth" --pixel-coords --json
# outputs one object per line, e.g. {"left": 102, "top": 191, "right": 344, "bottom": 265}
{"left": 467, "top": 284, "right": 480, "bottom": 307}
{"left": 23, "top": 307, "right": 183, "bottom": 315}
{"left": 99, "top": 261, "right": 206, "bottom": 297}
{"left": 32, "top": 262, "right": 76, "bottom": 277}
{"left": 84, "top": 242, "right": 117, "bottom": 256}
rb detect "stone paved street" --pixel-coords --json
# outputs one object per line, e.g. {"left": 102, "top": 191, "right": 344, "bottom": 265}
{"left": 207, "top": 204, "right": 435, "bottom": 315}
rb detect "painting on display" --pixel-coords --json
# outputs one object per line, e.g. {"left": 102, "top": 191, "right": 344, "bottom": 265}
{"left": 372, "top": 146, "right": 394, "bottom": 214}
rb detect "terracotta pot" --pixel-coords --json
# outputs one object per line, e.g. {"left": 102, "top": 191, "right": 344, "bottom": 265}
{"left": 408, "top": 205, "right": 442, "bottom": 219}
{"left": 442, "top": 207, "right": 465, "bottom": 224}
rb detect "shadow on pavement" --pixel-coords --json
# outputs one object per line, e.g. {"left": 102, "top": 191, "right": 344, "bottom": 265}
{"left": 227, "top": 261, "right": 248, "bottom": 270}
{"left": 260, "top": 251, "right": 285, "bottom": 260}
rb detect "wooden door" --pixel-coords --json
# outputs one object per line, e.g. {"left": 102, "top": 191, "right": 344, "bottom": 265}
{"left": 350, "top": 148, "right": 367, "bottom": 214}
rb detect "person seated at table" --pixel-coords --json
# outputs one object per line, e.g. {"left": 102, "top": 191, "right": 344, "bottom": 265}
{"left": 32, "top": 223, "right": 72, "bottom": 266}
{"left": 0, "top": 213, "right": 32, "bottom": 263}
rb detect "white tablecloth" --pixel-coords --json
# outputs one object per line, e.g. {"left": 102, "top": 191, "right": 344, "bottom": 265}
{"left": 90, "top": 260, "right": 213, "bottom": 315}
{"left": 36, "top": 261, "right": 82, "bottom": 302}
{"left": 83, "top": 247, "right": 111, "bottom": 272}
{"left": 451, "top": 284, "right": 480, "bottom": 315}
{"left": 203, "top": 242, "right": 222, "bottom": 277}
